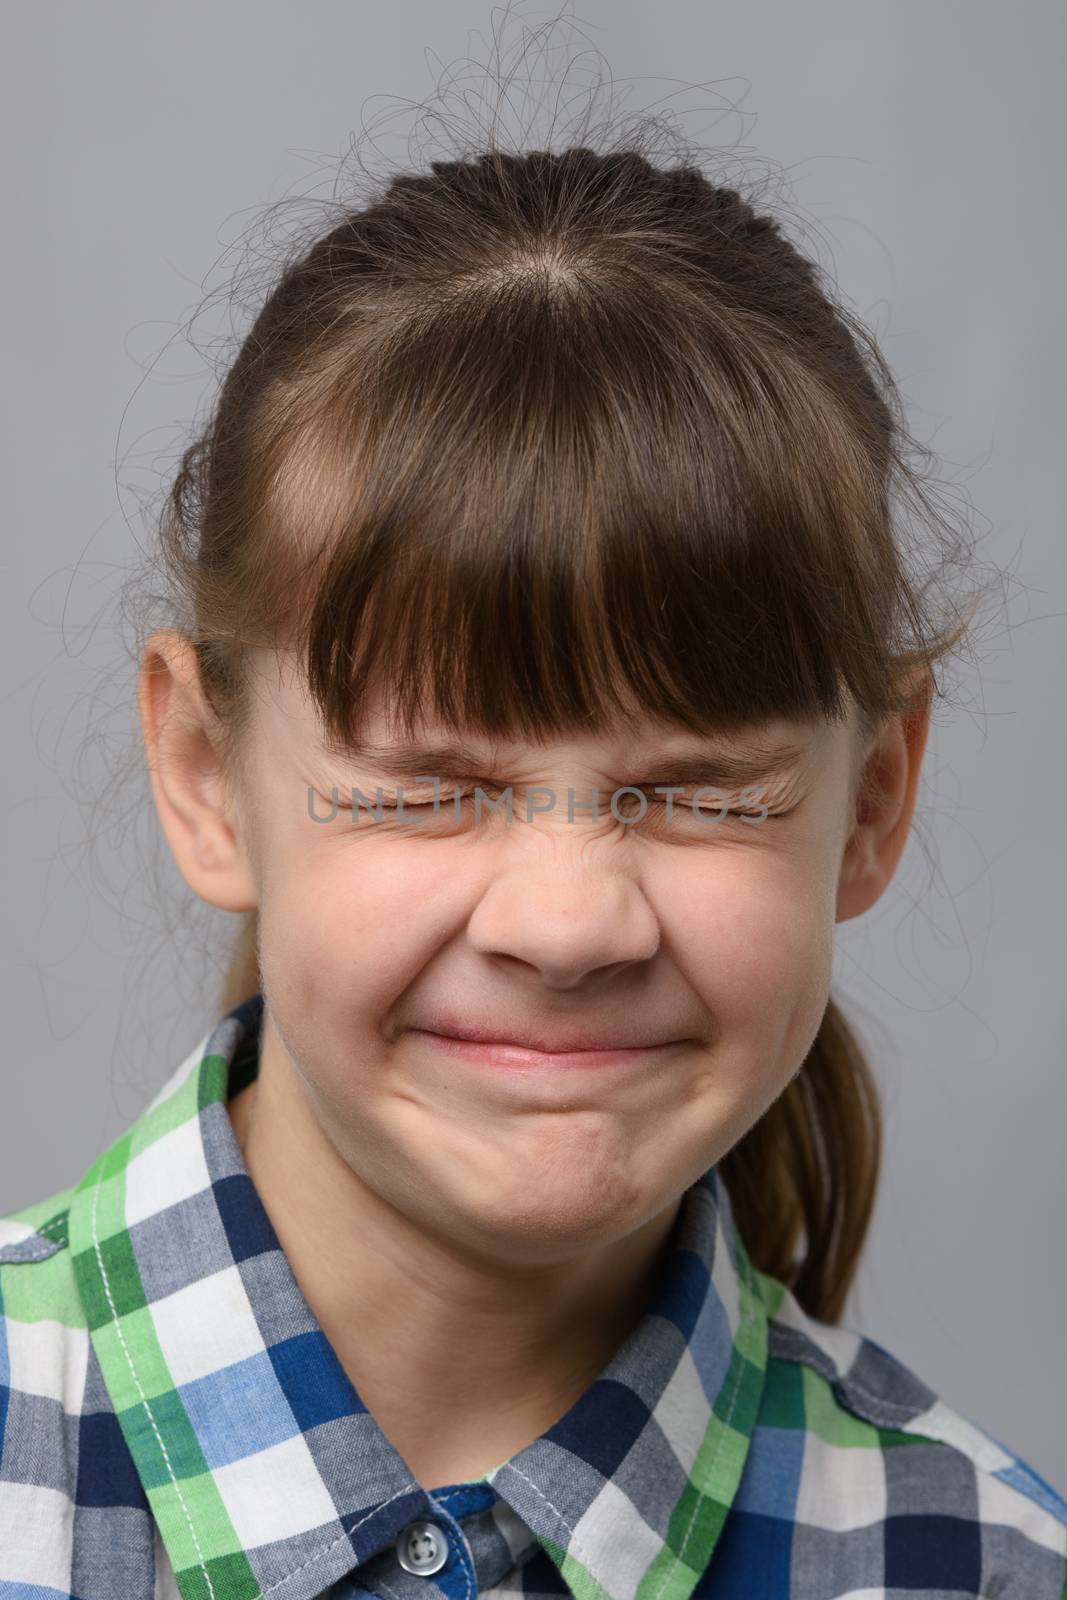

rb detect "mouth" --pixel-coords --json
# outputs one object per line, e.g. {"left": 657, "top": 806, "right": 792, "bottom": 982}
{"left": 408, "top": 1027, "right": 691, "bottom": 1072}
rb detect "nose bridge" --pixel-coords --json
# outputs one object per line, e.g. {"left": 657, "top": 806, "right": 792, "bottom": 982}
{"left": 465, "top": 827, "right": 661, "bottom": 982}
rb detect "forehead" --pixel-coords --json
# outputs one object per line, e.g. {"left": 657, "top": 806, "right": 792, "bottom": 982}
{"left": 249, "top": 648, "right": 854, "bottom": 776}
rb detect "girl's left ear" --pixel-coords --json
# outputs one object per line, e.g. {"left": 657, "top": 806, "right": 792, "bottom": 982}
{"left": 835, "top": 667, "right": 934, "bottom": 924}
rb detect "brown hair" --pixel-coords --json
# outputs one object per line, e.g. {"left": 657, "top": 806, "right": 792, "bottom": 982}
{"left": 154, "top": 140, "right": 983, "bottom": 1325}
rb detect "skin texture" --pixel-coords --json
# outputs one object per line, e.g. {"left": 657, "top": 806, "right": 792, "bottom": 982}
{"left": 138, "top": 634, "right": 931, "bottom": 1488}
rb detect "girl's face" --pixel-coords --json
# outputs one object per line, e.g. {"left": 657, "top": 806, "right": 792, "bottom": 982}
{"left": 226, "top": 646, "right": 867, "bottom": 1264}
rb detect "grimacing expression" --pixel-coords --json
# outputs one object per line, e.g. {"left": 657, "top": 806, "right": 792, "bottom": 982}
{"left": 218, "top": 645, "right": 864, "bottom": 1264}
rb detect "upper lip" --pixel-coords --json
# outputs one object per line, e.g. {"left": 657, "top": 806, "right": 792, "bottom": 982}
{"left": 413, "top": 1017, "right": 687, "bottom": 1053}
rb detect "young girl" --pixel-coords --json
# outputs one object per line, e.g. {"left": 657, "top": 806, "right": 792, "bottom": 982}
{"left": 1, "top": 141, "right": 1064, "bottom": 1600}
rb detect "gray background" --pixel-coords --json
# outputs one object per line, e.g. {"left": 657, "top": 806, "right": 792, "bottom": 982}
{"left": 3, "top": 0, "right": 1064, "bottom": 1492}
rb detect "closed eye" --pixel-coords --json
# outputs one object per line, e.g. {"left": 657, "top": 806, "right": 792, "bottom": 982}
{"left": 312, "top": 786, "right": 792, "bottom": 824}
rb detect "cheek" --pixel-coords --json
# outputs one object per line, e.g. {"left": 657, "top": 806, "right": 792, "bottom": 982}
{"left": 665, "top": 846, "right": 835, "bottom": 1039}
{"left": 259, "top": 836, "right": 464, "bottom": 1018}
{"left": 654, "top": 851, "right": 836, "bottom": 1158}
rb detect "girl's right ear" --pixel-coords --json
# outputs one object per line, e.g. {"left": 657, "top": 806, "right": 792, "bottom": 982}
{"left": 137, "top": 628, "right": 259, "bottom": 915}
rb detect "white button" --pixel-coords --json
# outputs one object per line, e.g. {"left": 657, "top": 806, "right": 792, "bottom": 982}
{"left": 396, "top": 1519, "right": 450, "bottom": 1576}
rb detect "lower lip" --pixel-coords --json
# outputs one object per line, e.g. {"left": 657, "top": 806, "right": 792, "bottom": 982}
{"left": 411, "top": 1030, "right": 688, "bottom": 1071}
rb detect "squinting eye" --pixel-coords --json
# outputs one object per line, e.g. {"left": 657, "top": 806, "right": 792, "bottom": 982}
{"left": 383, "top": 797, "right": 779, "bottom": 818}
{"left": 636, "top": 791, "right": 768, "bottom": 816}
{"left": 321, "top": 789, "right": 785, "bottom": 826}
{"left": 379, "top": 792, "right": 475, "bottom": 809}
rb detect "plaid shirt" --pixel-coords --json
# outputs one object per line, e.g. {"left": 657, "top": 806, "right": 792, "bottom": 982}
{"left": 2, "top": 991, "right": 1065, "bottom": 1600}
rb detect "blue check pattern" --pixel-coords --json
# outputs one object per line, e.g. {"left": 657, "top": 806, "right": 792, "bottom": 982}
{"left": 1, "top": 989, "right": 1065, "bottom": 1599}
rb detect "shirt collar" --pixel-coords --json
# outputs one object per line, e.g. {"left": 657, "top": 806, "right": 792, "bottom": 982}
{"left": 67, "top": 992, "right": 768, "bottom": 1600}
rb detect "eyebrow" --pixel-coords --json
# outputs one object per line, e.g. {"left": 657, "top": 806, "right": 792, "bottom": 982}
{"left": 320, "top": 735, "right": 812, "bottom": 789}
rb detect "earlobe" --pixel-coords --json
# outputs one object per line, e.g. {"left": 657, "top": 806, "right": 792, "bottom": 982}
{"left": 138, "top": 629, "right": 259, "bottom": 914}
